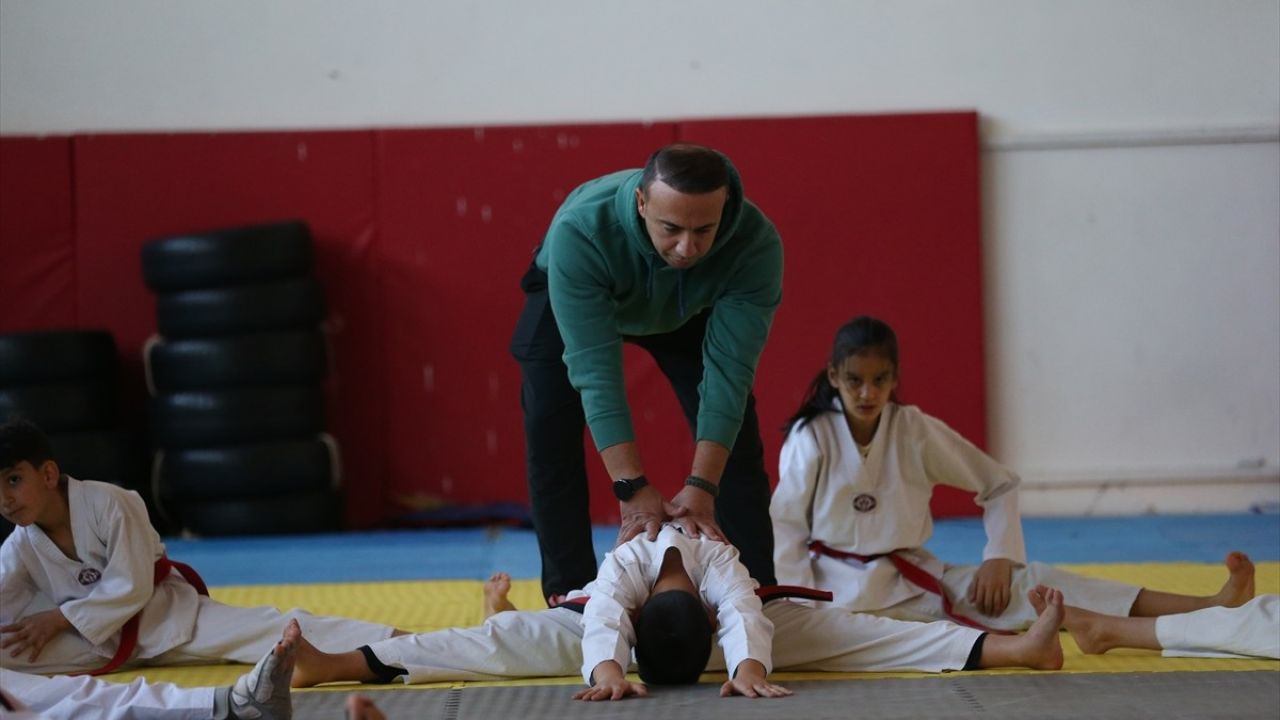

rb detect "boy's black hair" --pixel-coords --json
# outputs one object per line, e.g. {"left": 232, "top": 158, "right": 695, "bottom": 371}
{"left": 634, "top": 589, "right": 714, "bottom": 684}
{"left": 0, "top": 418, "right": 56, "bottom": 470}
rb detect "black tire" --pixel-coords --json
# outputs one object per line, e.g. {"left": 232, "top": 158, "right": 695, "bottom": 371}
{"left": 0, "top": 384, "right": 117, "bottom": 432}
{"left": 0, "top": 330, "right": 116, "bottom": 385}
{"left": 175, "top": 490, "right": 340, "bottom": 536}
{"left": 49, "top": 430, "right": 144, "bottom": 489}
{"left": 155, "top": 277, "right": 325, "bottom": 340}
{"left": 146, "top": 331, "right": 327, "bottom": 393}
{"left": 141, "top": 220, "right": 313, "bottom": 292}
{"left": 150, "top": 386, "right": 325, "bottom": 449}
{"left": 160, "top": 435, "right": 338, "bottom": 501}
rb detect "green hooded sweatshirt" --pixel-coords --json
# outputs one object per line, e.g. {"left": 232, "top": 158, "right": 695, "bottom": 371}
{"left": 535, "top": 163, "right": 783, "bottom": 452}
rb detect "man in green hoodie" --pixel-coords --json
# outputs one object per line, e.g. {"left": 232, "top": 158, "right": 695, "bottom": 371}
{"left": 510, "top": 144, "right": 783, "bottom": 604}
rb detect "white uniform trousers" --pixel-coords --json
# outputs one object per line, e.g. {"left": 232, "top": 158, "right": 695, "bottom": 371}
{"left": 1156, "top": 594, "right": 1280, "bottom": 659}
{"left": 869, "top": 561, "right": 1141, "bottom": 632}
{"left": 3, "top": 596, "right": 395, "bottom": 675}
{"left": 0, "top": 668, "right": 214, "bottom": 720}
{"left": 369, "top": 601, "right": 986, "bottom": 684}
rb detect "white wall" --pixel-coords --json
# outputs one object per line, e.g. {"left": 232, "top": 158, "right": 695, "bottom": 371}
{"left": 3, "top": 0, "right": 1277, "bottom": 514}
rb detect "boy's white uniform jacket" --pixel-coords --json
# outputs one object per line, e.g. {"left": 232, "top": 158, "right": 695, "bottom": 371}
{"left": 771, "top": 402, "right": 1026, "bottom": 612}
{"left": 0, "top": 478, "right": 199, "bottom": 660}
{"left": 580, "top": 524, "right": 772, "bottom": 684}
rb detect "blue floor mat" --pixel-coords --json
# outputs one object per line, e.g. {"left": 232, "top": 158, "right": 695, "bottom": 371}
{"left": 162, "top": 513, "right": 1280, "bottom": 586}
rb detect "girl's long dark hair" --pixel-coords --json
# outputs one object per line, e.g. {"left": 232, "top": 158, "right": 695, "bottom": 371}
{"left": 781, "top": 315, "right": 900, "bottom": 434}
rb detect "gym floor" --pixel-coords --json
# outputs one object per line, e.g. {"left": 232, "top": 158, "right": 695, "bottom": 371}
{"left": 106, "top": 513, "right": 1279, "bottom": 719}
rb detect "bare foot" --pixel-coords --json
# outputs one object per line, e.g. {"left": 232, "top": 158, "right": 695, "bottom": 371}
{"left": 291, "top": 622, "right": 389, "bottom": 689}
{"left": 1019, "top": 586, "right": 1065, "bottom": 669}
{"left": 484, "top": 572, "right": 517, "bottom": 618}
{"left": 1030, "top": 584, "right": 1109, "bottom": 655}
{"left": 1214, "top": 552, "right": 1256, "bottom": 608}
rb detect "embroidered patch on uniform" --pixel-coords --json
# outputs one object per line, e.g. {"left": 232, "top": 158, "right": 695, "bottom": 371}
{"left": 77, "top": 568, "right": 102, "bottom": 585}
{"left": 852, "top": 494, "right": 877, "bottom": 512}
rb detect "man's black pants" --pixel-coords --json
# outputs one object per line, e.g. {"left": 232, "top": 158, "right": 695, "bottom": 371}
{"left": 510, "top": 262, "right": 776, "bottom": 601}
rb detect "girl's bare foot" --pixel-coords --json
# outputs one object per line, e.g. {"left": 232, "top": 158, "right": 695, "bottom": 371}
{"left": 1018, "top": 586, "right": 1065, "bottom": 669}
{"left": 483, "top": 572, "right": 516, "bottom": 618}
{"left": 1214, "top": 552, "right": 1256, "bottom": 608}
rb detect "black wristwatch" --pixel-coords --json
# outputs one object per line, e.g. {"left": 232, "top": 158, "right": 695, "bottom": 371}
{"left": 612, "top": 475, "right": 649, "bottom": 501}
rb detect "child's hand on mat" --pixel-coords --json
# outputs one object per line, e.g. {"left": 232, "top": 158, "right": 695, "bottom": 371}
{"left": 575, "top": 661, "right": 648, "bottom": 701}
{"left": 969, "top": 558, "right": 1014, "bottom": 616}
{"left": 722, "top": 660, "right": 791, "bottom": 698}
{"left": 0, "top": 608, "right": 73, "bottom": 662}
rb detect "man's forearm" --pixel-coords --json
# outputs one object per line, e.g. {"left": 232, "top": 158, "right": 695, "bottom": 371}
{"left": 690, "top": 440, "right": 730, "bottom": 486}
{"left": 600, "top": 441, "right": 644, "bottom": 480}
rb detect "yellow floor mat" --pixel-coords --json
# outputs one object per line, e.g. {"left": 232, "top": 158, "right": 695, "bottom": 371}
{"left": 102, "top": 562, "right": 1280, "bottom": 692}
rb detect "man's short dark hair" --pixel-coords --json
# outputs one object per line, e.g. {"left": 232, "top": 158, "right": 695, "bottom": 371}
{"left": 640, "top": 144, "right": 730, "bottom": 195}
{"left": 634, "top": 589, "right": 714, "bottom": 684}
{"left": 0, "top": 418, "right": 55, "bottom": 470}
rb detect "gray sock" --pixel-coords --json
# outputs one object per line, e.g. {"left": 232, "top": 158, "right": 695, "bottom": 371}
{"left": 213, "top": 640, "right": 294, "bottom": 720}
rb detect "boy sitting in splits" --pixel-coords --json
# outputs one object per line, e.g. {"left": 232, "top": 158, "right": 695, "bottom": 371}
{"left": 0, "top": 419, "right": 403, "bottom": 675}
{"left": 290, "top": 523, "right": 1066, "bottom": 699}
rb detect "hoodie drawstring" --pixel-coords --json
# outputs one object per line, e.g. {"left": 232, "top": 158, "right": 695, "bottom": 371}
{"left": 677, "top": 272, "right": 686, "bottom": 319}
{"left": 645, "top": 255, "right": 687, "bottom": 319}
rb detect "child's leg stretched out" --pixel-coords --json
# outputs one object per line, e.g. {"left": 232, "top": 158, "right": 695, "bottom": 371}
{"left": 1029, "top": 584, "right": 1279, "bottom": 660}
{"left": 1127, "top": 551, "right": 1255, "bottom": 617}
{"left": 766, "top": 589, "right": 1064, "bottom": 674}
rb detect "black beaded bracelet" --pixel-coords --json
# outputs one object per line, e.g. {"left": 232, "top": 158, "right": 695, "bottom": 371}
{"left": 685, "top": 475, "right": 720, "bottom": 498}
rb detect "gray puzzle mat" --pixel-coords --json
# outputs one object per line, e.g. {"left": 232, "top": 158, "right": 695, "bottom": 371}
{"left": 293, "top": 671, "right": 1280, "bottom": 719}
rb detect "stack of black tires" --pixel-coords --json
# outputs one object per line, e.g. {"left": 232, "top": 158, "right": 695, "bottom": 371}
{"left": 0, "top": 330, "right": 143, "bottom": 537}
{"left": 142, "top": 220, "right": 342, "bottom": 536}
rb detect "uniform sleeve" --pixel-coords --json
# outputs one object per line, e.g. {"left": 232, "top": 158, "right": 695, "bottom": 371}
{"left": 700, "top": 541, "right": 773, "bottom": 676}
{"left": 580, "top": 547, "right": 648, "bottom": 684}
{"left": 544, "top": 219, "right": 634, "bottom": 451}
{"left": 917, "top": 414, "right": 1027, "bottom": 564}
{"left": 59, "top": 490, "right": 160, "bottom": 645}
{"left": 0, "top": 535, "right": 37, "bottom": 625}
{"left": 770, "top": 424, "right": 821, "bottom": 588}
{"left": 697, "top": 228, "right": 782, "bottom": 447}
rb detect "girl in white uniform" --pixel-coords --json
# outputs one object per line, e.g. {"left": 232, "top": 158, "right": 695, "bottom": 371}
{"left": 770, "top": 316, "right": 1257, "bottom": 632}
{"left": 0, "top": 420, "right": 399, "bottom": 675}
{"left": 288, "top": 524, "right": 1068, "bottom": 694}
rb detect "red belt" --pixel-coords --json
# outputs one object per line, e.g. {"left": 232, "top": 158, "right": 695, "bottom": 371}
{"left": 553, "top": 584, "right": 833, "bottom": 614}
{"left": 807, "top": 540, "right": 1009, "bottom": 634}
{"left": 79, "top": 556, "right": 209, "bottom": 676}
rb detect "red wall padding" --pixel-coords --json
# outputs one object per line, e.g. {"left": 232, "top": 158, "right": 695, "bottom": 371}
{"left": 0, "top": 112, "right": 984, "bottom": 527}
{"left": 679, "top": 114, "right": 986, "bottom": 515}
{"left": 1, "top": 138, "right": 77, "bottom": 330}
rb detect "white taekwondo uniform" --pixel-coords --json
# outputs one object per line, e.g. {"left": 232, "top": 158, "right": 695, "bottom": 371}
{"left": 1155, "top": 594, "right": 1279, "bottom": 659}
{"left": 771, "top": 402, "right": 1139, "bottom": 630}
{"left": 0, "top": 477, "right": 393, "bottom": 674}
{"left": 363, "top": 524, "right": 986, "bottom": 685}
{"left": 0, "top": 668, "right": 215, "bottom": 720}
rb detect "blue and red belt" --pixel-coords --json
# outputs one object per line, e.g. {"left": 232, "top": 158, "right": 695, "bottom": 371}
{"left": 807, "top": 540, "right": 1009, "bottom": 634}
{"left": 79, "top": 556, "right": 209, "bottom": 676}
